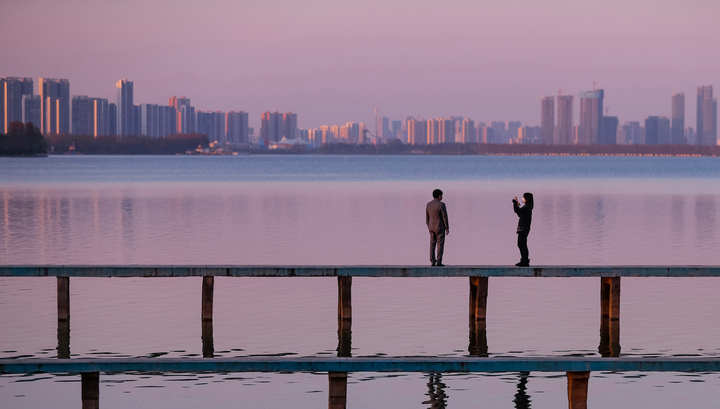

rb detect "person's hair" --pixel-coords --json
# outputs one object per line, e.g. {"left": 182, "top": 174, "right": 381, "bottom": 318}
{"left": 523, "top": 192, "right": 534, "bottom": 207}
{"left": 432, "top": 189, "right": 443, "bottom": 199}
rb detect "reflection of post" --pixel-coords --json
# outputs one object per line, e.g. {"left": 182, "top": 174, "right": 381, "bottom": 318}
{"left": 328, "top": 372, "right": 348, "bottom": 409}
{"left": 600, "top": 277, "right": 620, "bottom": 320}
{"left": 202, "top": 319, "right": 214, "bottom": 358}
{"left": 566, "top": 371, "right": 589, "bottom": 409}
{"left": 423, "top": 373, "right": 448, "bottom": 408}
{"left": 513, "top": 371, "right": 531, "bottom": 409}
{"left": 58, "top": 277, "right": 70, "bottom": 321}
{"left": 468, "top": 319, "right": 488, "bottom": 357}
{"left": 81, "top": 372, "right": 100, "bottom": 409}
{"left": 469, "top": 277, "right": 488, "bottom": 321}
{"left": 599, "top": 317, "right": 620, "bottom": 357}
{"left": 57, "top": 319, "right": 70, "bottom": 359}
{"left": 202, "top": 276, "right": 214, "bottom": 321}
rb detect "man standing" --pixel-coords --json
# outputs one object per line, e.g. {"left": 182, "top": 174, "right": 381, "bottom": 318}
{"left": 426, "top": 189, "right": 449, "bottom": 266}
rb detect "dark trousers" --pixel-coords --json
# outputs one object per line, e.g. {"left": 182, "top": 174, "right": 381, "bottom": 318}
{"left": 429, "top": 230, "right": 446, "bottom": 263}
{"left": 517, "top": 232, "right": 529, "bottom": 261}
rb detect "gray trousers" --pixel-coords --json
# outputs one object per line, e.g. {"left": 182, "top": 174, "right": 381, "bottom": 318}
{"left": 429, "top": 230, "right": 446, "bottom": 263}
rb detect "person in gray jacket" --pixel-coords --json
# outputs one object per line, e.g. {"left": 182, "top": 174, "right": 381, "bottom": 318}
{"left": 426, "top": 189, "right": 449, "bottom": 266}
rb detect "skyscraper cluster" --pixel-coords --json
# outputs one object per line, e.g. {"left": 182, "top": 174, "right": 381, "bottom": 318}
{"left": 3, "top": 75, "right": 718, "bottom": 147}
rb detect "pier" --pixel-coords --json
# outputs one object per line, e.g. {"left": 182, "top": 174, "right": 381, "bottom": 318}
{"left": 2, "top": 265, "right": 720, "bottom": 408}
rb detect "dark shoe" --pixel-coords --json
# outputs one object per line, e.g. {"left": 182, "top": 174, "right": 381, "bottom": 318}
{"left": 436, "top": 262, "right": 445, "bottom": 267}
{"left": 515, "top": 259, "right": 529, "bottom": 267}
{"left": 431, "top": 261, "right": 436, "bottom": 266}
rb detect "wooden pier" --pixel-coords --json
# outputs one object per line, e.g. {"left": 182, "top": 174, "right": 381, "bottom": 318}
{"left": 2, "top": 265, "right": 720, "bottom": 408}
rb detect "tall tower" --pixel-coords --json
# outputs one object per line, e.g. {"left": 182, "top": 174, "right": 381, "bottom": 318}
{"left": 556, "top": 95, "right": 573, "bottom": 145}
{"left": 541, "top": 96, "right": 555, "bottom": 145}
{"left": 39, "top": 78, "right": 70, "bottom": 134}
{"left": 116, "top": 79, "right": 134, "bottom": 135}
{"left": 2, "top": 77, "right": 34, "bottom": 133}
{"left": 697, "top": 86, "right": 717, "bottom": 146}
{"left": 671, "top": 93, "right": 685, "bottom": 145}
{"left": 578, "top": 89, "right": 604, "bottom": 145}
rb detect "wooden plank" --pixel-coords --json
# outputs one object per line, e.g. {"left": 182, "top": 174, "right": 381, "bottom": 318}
{"left": 3, "top": 357, "right": 720, "bottom": 374}
{"left": 3, "top": 265, "right": 720, "bottom": 278}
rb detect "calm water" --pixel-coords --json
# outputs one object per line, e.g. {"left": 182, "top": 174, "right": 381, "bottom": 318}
{"left": 1, "top": 155, "right": 720, "bottom": 408}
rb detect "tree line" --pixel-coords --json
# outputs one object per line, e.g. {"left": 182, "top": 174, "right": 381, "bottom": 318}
{"left": 45, "top": 133, "right": 209, "bottom": 155}
{"left": 0, "top": 122, "right": 48, "bottom": 156}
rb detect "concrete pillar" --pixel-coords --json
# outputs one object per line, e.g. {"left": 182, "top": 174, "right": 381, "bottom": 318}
{"left": 600, "top": 277, "right": 620, "bottom": 320}
{"left": 468, "top": 319, "right": 488, "bottom": 357}
{"left": 202, "top": 319, "right": 214, "bottom": 358}
{"left": 328, "top": 372, "right": 348, "bottom": 409}
{"left": 57, "top": 319, "right": 70, "bottom": 359}
{"left": 57, "top": 277, "right": 70, "bottom": 321}
{"left": 337, "top": 277, "right": 352, "bottom": 323}
{"left": 81, "top": 372, "right": 100, "bottom": 409}
{"left": 202, "top": 276, "right": 214, "bottom": 322}
{"left": 599, "top": 317, "right": 621, "bottom": 357}
{"left": 567, "top": 371, "right": 589, "bottom": 409}
{"left": 469, "top": 277, "right": 488, "bottom": 321}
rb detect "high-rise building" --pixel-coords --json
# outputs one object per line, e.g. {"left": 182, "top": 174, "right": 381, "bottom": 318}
{"left": 71, "top": 96, "right": 94, "bottom": 135}
{"left": 697, "top": 86, "right": 717, "bottom": 146}
{"left": 22, "top": 95, "right": 42, "bottom": 129}
{"left": 283, "top": 112, "right": 298, "bottom": 140}
{"left": 376, "top": 116, "right": 390, "bottom": 139}
{"left": 227, "top": 111, "right": 249, "bottom": 144}
{"left": 491, "top": 121, "right": 506, "bottom": 144}
{"left": 140, "top": 104, "right": 160, "bottom": 137}
{"left": 39, "top": 78, "right": 70, "bottom": 134}
{"left": 407, "top": 118, "right": 428, "bottom": 145}
{"left": 169, "top": 96, "right": 195, "bottom": 134}
{"left": 116, "top": 79, "right": 134, "bottom": 135}
{"left": 556, "top": 95, "right": 573, "bottom": 145}
{"left": 108, "top": 103, "right": 117, "bottom": 136}
{"left": 92, "top": 98, "right": 110, "bottom": 137}
{"left": 2, "top": 77, "right": 34, "bottom": 133}
{"left": 578, "top": 89, "right": 604, "bottom": 145}
{"left": 261, "top": 111, "right": 283, "bottom": 142}
{"left": 619, "top": 121, "right": 643, "bottom": 145}
{"left": 600, "top": 116, "right": 618, "bottom": 145}
{"left": 391, "top": 120, "right": 402, "bottom": 141}
{"left": 197, "top": 111, "right": 226, "bottom": 143}
{"left": 440, "top": 118, "right": 455, "bottom": 144}
{"left": 507, "top": 121, "right": 521, "bottom": 142}
{"left": 671, "top": 93, "right": 685, "bottom": 145}
{"left": 541, "top": 96, "right": 555, "bottom": 145}
{"left": 645, "top": 116, "right": 671, "bottom": 145}
{"left": 461, "top": 118, "right": 475, "bottom": 143}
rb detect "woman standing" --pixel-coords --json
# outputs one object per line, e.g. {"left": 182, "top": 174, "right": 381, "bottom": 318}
{"left": 512, "top": 192, "right": 534, "bottom": 267}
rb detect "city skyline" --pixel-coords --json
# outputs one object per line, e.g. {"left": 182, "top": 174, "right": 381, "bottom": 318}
{"left": 1, "top": 0, "right": 719, "bottom": 129}
{"left": 2, "top": 75, "right": 718, "bottom": 147}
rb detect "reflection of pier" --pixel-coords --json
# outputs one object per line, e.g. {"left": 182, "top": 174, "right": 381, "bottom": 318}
{"left": 4, "top": 265, "right": 720, "bottom": 408}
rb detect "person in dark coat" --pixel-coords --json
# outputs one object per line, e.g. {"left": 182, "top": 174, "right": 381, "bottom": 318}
{"left": 512, "top": 192, "right": 534, "bottom": 267}
{"left": 426, "top": 189, "right": 449, "bottom": 266}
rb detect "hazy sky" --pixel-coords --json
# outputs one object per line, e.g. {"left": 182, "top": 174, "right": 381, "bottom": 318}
{"left": 2, "top": 0, "right": 719, "bottom": 129}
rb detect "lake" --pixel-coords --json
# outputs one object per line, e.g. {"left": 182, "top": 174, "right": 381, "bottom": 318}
{"left": 1, "top": 155, "right": 720, "bottom": 408}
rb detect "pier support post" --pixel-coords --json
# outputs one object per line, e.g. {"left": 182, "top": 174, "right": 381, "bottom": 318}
{"left": 57, "top": 319, "right": 70, "bottom": 359}
{"left": 469, "top": 277, "right": 488, "bottom": 321}
{"left": 202, "top": 276, "right": 214, "bottom": 322}
{"left": 600, "top": 277, "right": 620, "bottom": 320}
{"left": 57, "top": 277, "right": 70, "bottom": 321}
{"left": 599, "top": 316, "right": 621, "bottom": 357}
{"left": 337, "top": 276, "right": 352, "bottom": 357}
{"left": 468, "top": 319, "right": 488, "bottom": 357}
{"left": 338, "top": 277, "right": 352, "bottom": 323}
{"left": 81, "top": 372, "right": 100, "bottom": 409}
{"left": 328, "top": 372, "right": 348, "bottom": 409}
{"left": 566, "top": 371, "right": 589, "bottom": 409}
{"left": 202, "top": 319, "right": 214, "bottom": 358}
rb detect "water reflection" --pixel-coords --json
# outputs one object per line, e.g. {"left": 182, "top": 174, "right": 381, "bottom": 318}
{"left": 513, "top": 372, "right": 531, "bottom": 409}
{"left": 468, "top": 319, "right": 488, "bottom": 357}
{"left": 423, "top": 373, "right": 447, "bottom": 409}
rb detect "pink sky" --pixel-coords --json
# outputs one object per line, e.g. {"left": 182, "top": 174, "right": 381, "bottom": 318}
{"left": 2, "top": 0, "right": 719, "bottom": 129}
